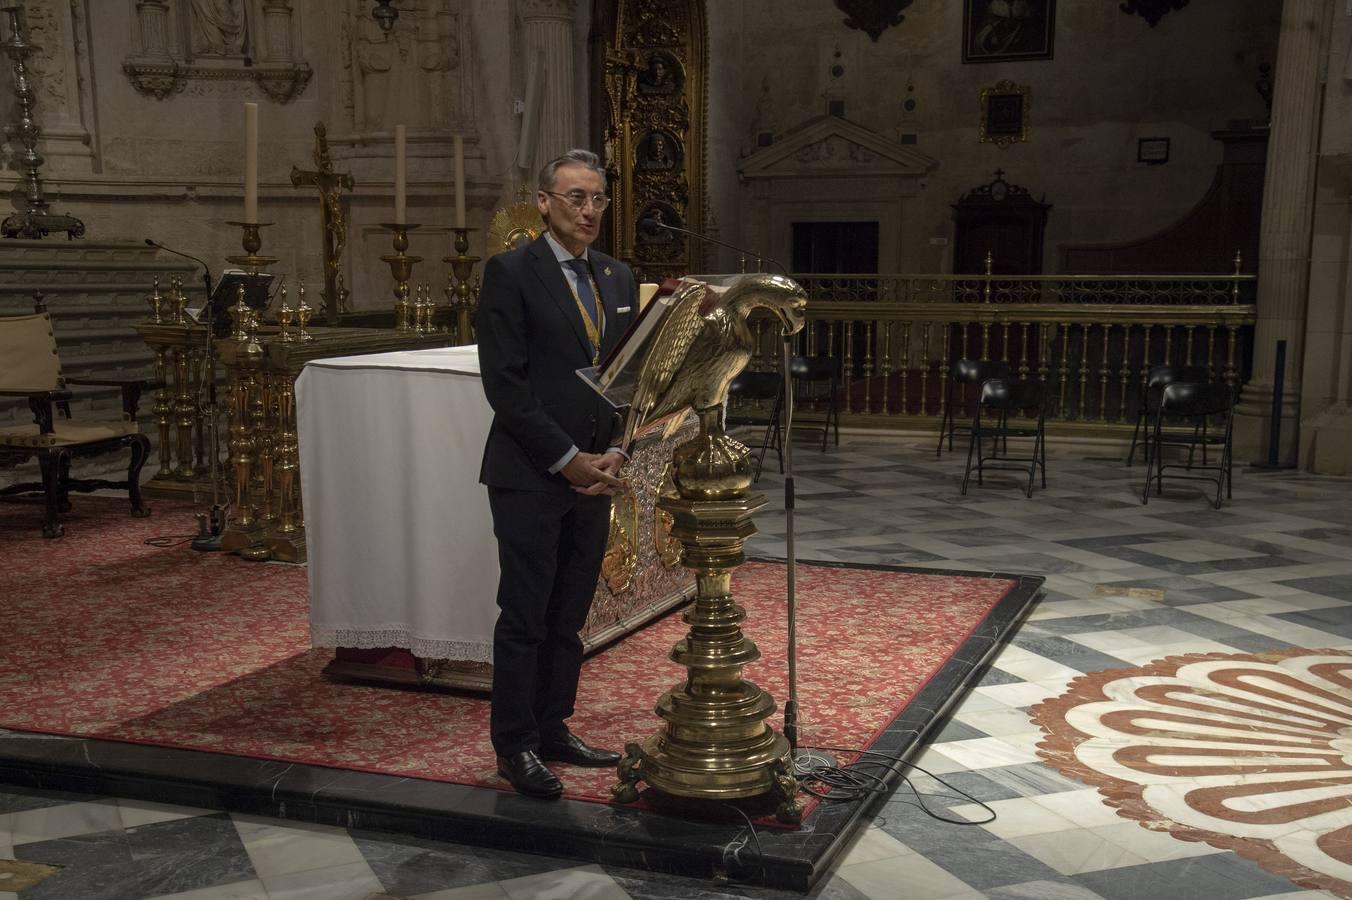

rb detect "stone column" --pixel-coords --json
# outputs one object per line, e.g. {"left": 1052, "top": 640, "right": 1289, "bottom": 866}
{"left": 260, "top": 0, "right": 294, "bottom": 63}
{"left": 519, "top": 0, "right": 577, "bottom": 177}
{"left": 133, "top": 0, "right": 173, "bottom": 60}
{"left": 1235, "top": 0, "right": 1335, "bottom": 465}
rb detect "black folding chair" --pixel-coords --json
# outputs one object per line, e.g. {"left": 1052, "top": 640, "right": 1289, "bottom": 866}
{"left": 726, "top": 371, "right": 784, "bottom": 481}
{"left": 960, "top": 377, "right": 1048, "bottom": 499}
{"left": 1126, "top": 364, "right": 1212, "bottom": 466}
{"left": 937, "top": 359, "right": 1011, "bottom": 455}
{"left": 789, "top": 355, "right": 840, "bottom": 451}
{"left": 1141, "top": 381, "right": 1235, "bottom": 509}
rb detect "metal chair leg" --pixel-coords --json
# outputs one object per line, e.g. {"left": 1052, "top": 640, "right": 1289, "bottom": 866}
{"left": 1125, "top": 408, "right": 1144, "bottom": 465}
{"left": 960, "top": 419, "right": 979, "bottom": 495}
{"left": 937, "top": 380, "right": 953, "bottom": 456}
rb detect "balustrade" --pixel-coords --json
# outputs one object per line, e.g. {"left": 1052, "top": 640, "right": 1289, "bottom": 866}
{"left": 741, "top": 269, "right": 1256, "bottom": 435}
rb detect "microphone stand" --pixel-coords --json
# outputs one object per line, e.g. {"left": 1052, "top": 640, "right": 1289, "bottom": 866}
{"left": 145, "top": 238, "right": 225, "bottom": 550}
{"left": 780, "top": 333, "right": 800, "bottom": 754}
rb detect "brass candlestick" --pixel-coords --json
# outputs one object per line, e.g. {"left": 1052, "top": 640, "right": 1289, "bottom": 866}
{"left": 420, "top": 282, "right": 436, "bottom": 334}
{"left": 443, "top": 226, "right": 480, "bottom": 345}
{"left": 413, "top": 283, "right": 426, "bottom": 334}
{"left": 277, "top": 285, "right": 293, "bottom": 342}
{"left": 380, "top": 223, "right": 422, "bottom": 333}
{"left": 147, "top": 276, "right": 164, "bottom": 324}
{"left": 171, "top": 277, "right": 187, "bottom": 324}
{"left": 296, "top": 282, "right": 314, "bottom": 341}
{"left": 221, "top": 284, "right": 268, "bottom": 557}
{"left": 224, "top": 221, "right": 279, "bottom": 273}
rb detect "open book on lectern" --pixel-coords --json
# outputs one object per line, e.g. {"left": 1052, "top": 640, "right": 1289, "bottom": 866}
{"left": 575, "top": 273, "right": 755, "bottom": 411}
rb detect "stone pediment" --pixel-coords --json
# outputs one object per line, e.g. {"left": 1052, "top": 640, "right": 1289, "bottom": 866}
{"left": 738, "top": 115, "right": 936, "bottom": 179}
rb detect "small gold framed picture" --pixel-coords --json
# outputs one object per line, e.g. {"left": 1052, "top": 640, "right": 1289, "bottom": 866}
{"left": 980, "top": 81, "right": 1028, "bottom": 149}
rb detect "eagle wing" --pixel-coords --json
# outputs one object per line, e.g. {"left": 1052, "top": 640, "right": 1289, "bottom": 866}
{"left": 622, "top": 281, "right": 711, "bottom": 446}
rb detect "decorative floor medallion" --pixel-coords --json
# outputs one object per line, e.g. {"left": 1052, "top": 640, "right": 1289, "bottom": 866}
{"left": 1033, "top": 650, "right": 1352, "bottom": 898}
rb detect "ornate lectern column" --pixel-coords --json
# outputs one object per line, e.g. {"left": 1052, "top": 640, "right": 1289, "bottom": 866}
{"left": 520, "top": 0, "right": 577, "bottom": 173}
{"left": 1235, "top": 0, "right": 1335, "bottom": 464}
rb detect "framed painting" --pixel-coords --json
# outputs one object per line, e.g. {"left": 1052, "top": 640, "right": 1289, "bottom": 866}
{"left": 1137, "top": 137, "right": 1171, "bottom": 165}
{"left": 980, "top": 81, "right": 1028, "bottom": 148}
{"left": 963, "top": 0, "right": 1055, "bottom": 64}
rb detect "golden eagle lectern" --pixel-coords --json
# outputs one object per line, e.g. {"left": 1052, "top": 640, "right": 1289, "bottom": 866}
{"left": 613, "top": 273, "right": 809, "bottom": 823}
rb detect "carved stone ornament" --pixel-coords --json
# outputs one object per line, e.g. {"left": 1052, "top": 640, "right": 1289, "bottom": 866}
{"left": 123, "top": 59, "right": 312, "bottom": 103}
{"left": 122, "top": 0, "right": 313, "bottom": 103}
{"left": 796, "top": 135, "right": 877, "bottom": 167}
{"left": 1119, "top": 0, "right": 1190, "bottom": 28}
{"left": 834, "top": 0, "right": 915, "bottom": 42}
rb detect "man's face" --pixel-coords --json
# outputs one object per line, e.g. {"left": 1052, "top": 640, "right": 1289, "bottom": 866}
{"left": 537, "top": 162, "right": 606, "bottom": 254}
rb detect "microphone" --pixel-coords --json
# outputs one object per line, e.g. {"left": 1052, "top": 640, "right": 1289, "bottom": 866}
{"left": 145, "top": 238, "right": 214, "bottom": 299}
{"left": 637, "top": 216, "right": 787, "bottom": 275}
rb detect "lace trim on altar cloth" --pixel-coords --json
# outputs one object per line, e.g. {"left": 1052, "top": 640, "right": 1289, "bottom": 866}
{"left": 310, "top": 625, "right": 494, "bottom": 664}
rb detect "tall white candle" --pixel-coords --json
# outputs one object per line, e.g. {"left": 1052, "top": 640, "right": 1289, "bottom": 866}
{"left": 243, "top": 102, "right": 258, "bottom": 223}
{"left": 394, "top": 125, "right": 407, "bottom": 225}
{"left": 453, "top": 134, "right": 466, "bottom": 228}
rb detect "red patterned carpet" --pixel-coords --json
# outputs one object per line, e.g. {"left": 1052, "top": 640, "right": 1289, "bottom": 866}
{"left": 0, "top": 495, "right": 1016, "bottom": 806}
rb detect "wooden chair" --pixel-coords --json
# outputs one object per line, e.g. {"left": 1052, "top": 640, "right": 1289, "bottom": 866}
{"left": 0, "top": 294, "right": 153, "bottom": 537}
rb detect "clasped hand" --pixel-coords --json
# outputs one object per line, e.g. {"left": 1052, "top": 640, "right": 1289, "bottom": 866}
{"left": 562, "top": 450, "right": 625, "bottom": 496}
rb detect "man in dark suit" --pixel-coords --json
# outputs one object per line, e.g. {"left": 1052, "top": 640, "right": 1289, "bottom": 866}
{"left": 477, "top": 149, "right": 636, "bottom": 799}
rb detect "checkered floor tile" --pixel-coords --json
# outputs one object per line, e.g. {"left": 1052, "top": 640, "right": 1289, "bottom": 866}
{"left": 3, "top": 436, "right": 1351, "bottom": 898}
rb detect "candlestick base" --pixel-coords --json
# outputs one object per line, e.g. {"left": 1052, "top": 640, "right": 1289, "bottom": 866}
{"left": 443, "top": 226, "right": 480, "bottom": 346}
{"left": 381, "top": 223, "right": 423, "bottom": 333}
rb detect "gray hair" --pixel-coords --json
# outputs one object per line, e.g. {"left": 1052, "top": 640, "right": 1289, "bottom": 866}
{"left": 538, "top": 149, "right": 607, "bottom": 192}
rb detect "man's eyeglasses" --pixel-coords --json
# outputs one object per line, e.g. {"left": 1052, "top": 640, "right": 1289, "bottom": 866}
{"left": 542, "top": 190, "right": 611, "bottom": 212}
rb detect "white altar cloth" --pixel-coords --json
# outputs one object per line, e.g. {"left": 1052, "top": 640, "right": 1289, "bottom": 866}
{"left": 297, "top": 345, "right": 498, "bottom": 661}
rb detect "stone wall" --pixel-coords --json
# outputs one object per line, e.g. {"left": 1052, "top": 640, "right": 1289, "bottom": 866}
{"left": 706, "top": 1, "right": 1278, "bottom": 274}
{"left": 0, "top": 1, "right": 593, "bottom": 314}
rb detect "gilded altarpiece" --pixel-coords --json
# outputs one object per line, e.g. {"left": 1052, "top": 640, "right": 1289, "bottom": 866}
{"left": 596, "top": 0, "right": 706, "bottom": 281}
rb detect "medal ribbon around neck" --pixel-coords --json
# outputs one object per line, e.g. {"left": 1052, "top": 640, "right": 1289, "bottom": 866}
{"left": 566, "top": 269, "right": 604, "bottom": 365}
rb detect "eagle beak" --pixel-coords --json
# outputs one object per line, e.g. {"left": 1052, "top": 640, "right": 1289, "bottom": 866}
{"left": 772, "top": 296, "right": 807, "bottom": 336}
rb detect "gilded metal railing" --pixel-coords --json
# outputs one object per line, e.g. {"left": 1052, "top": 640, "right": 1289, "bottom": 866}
{"left": 743, "top": 266, "right": 1257, "bottom": 433}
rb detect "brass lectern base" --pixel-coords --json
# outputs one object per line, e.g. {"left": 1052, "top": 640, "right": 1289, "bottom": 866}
{"left": 615, "top": 728, "right": 805, "bottom": 825}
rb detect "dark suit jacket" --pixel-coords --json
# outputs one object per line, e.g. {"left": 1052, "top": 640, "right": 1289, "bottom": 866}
{"left": 477, "top": 235, "right": 637, "bottom": 494}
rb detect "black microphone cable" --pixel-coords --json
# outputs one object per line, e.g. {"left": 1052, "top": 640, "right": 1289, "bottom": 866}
{"left": 144, "top": 237, "right": 229, "bottom": 546}
{"left": 636, "top": 216, "right": 788, "bottom": 275}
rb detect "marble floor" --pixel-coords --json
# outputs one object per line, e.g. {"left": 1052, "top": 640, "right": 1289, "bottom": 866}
{"left": 5, "top": 434, "right": 1352, "bottom": 900}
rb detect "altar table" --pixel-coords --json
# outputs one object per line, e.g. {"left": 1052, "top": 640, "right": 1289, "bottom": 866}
{"left": 297, "top": 346, "right": 693, "bottom": 691}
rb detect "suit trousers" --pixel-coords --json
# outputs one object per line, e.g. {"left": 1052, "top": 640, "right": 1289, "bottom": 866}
{"left": 487, "top": 485, "right": 611, "bottom": 757}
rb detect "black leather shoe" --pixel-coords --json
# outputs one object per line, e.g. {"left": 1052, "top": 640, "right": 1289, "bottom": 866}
{"left": 496, "top": 751, "right": 563, "bottom": 799}
{"left": 539, "top": 732, "right": 621, "bottom": 768}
